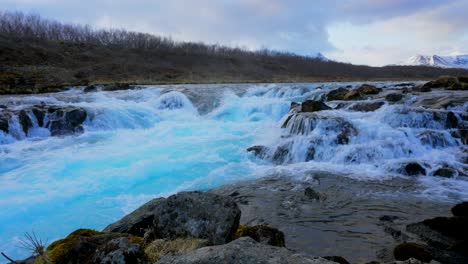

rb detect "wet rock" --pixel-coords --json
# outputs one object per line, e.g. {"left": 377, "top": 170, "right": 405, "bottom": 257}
{"left": 272, "top": 144, "right": 290, "bottom": 164}
{"left": 45, "top": 106, "right": 87, "bottom": 136}
{"left": 422, "top": 76, "right": 458, "bottom": 89}
{"left": 445, "top": 111, "right": 458, "bottom": 129}
{"left": 379, "top": 215, "right": 401, "bottom": 223}
{"left": 459, "top": 128, "right": 468, "bottom": 145}
{"left": 385, "top": 93, "right": 404, "bottom": 103}
{"left": 83, "top": 85, "right": 98, "bottom": 93}
{"left": 104, "top": 191, "right": 241, "bottom": 246}
{"left": 417, "top": 131, "right": 454, "bottom": 148}
{"left": 0, "top": 112, "right": 10, "bottom": 133}
{"left": 451, "top": 202, "right": 468, "bottom": 217}
{"left": 404, "top": 163, "right": 426, "bottom": 176}
{"left": 406, "top": 216, "right": 468, "bottom": 264}
{"left": 156, "top": 237, "right": 337, "bottom": 264}
{"left": 247, "top": 145, "right": 269, "bottom": 158}
{"left": 102, "top": 83, "right": 132, "bottom": 91}
{"left": 326, "top": 87, "right": 349, "bottom": 101}
{"left": 393, "top": 243, "right": 432, "bottom": 263}
{"left": 412, "top": 85, "right": 432, "bottom": 93}
{"left": 432, "top": 168, "right": 456, "bottom": 178}
{"left": 349, "top": 102, "right": 384, "bottom": 112}
{"left": 306, "top": 146, "right": 315, "bottom": 161}
{"left": 300, "top": 100, "right": 332, "bottom": 112}
{"left": 232, "top": 224, "right": 285, "bottom": 247}
{"left": 343, "top": 90, "right": 362, "bottom": 100}
{"left": 304, "top": 187, "right": 321, "bottom": 200}
{"left": 356, "top": 84, "right": 381, "bottom": 95}
{"left": 18, "top": 109, "right": 32, "bottom": 134}
{"left": 34, "top": 229, "right": 146, "bottom": 264}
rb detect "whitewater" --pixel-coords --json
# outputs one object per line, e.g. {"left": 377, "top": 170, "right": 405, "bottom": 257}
{"left": 0, "top": 82, "right": 467, "bottom": 261}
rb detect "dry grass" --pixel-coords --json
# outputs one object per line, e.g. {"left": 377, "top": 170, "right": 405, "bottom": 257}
{"left": 144, "top": 238, "right": 208, "bottom": 263}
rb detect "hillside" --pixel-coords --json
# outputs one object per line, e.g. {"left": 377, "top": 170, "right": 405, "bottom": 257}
{"left": 1, "top": 12, "right": 468, "bottom": 94}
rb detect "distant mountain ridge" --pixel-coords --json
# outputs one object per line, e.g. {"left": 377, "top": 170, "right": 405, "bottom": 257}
{"left": 403, "top": 54, "right": 468, "bottom": 69}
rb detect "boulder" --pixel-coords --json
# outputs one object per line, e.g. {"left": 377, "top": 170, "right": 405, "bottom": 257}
{"left": 445, "top": 111, "right": 458, "bottom": 129}
{"left": 83, "top": 85, "right": 98, "bottom": 93}
{"left": 422, "top": 76, "right": 467, "bottom": 90}
{"left": 300, "top": 100, "right": 331, "bottom": 113}
{"left": 304, "top": 187, "right": 321, "bottom": 200}
{"left": 432, "top": 168, "right": 456, "bottom": 178}
{"left": 403, "top": 163, "right": 426, "bottom": 176}
{"left": 349, "top": 102, "right": 384, "bottom": 112}
{"left": 406, "top": 216, "right": 468, "bottom": 263}
{"left": 356, "top": 84, "right": 380, "bottom": 95}
{"left": 18, "top": 110, "right": 32, "bottom": 134}
{"left": 326, "top": 88, "right": 349, "bottom": 101}
{"left": 423, "top": 76, "right": 458, "bottom": 89}
{"left": 451, "top": 202, "right": 468, "bottom": 217}
{"left": 385, "top": 93, "right": 404, "bottom": 102}
{"left": 41, "top": 106, "right": 87, "bottom": 136}
{"left": 34, "top": 229, "right": 146, "bottom": 264}
{"left": 393, "top": 243, "right": 432, "bottom": 263}
{"left": 343, "top": 90, "right": 362, "bottom": 100}
{"left": 247, "top": 145, "right": 269, "bottom": 158}
{"left": 104, "top": 191, "right": 241, "bottom": 246}
{"left": 0, "top": 112, "right": 10, "bottom": 133}
{"left": 156, "top": 237, "right": 337, "bottom": 264}
{"left": 232, "top": 225, "right": 285, "bottom": 247}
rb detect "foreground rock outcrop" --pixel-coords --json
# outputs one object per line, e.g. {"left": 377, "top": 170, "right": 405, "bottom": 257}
{"left": 156, "top": 237, "right": 336, "bottom": 264}
{"left": 104, "top": 191, "right": 241, "bottom": 246}
{"left": 391, "top": 202, "right": 468, "bottom": 264}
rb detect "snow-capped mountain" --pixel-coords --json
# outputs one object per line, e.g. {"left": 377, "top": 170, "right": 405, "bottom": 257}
{"left": 403, "top": 54, "right": 468, "bottom": 69}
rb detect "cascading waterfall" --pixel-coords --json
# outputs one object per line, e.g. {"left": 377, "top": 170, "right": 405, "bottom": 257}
{"left": 0, "top": 82, "right": 467, "bottom": 262}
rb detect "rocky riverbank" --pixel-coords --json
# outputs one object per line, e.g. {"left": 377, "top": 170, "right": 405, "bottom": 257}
{"left": 10, "top": 182, "right": 467, "bottom": 264}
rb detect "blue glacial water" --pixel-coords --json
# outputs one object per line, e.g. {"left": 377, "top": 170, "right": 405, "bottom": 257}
{"left": 0, "top": 83, "right": 467, "bottom": 261}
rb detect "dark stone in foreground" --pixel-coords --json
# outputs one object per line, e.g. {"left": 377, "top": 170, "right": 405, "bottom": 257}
{"left": 393, "top": 243, "right": 432, "bottom": 262}
{"left": 404, "top": 163, "right": 426, "bottom": 176}
{"left": 156, "top": 237, "right": 336, "bottom": 264}
{"left": 451, "top": 202, "right": 468, "bottom": 217}
{"left": 104, "top": 191, "right": 241, "bottom": 245}
{"left": 300, "top": 100, "right": 332, "bottom": 113}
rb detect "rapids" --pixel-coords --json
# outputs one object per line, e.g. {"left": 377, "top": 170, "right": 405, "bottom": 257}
{"left": 0, "top": 82, "right": 467, "bottom": 261}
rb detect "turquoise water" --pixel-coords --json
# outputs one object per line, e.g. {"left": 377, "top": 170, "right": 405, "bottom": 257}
{"left": 0, "top": 83, "right": 466, "bottom": 261}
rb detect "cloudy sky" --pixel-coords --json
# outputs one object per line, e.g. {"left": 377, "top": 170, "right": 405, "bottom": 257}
{"left": 1, "top": 0, "right": 467, "bottom": 66}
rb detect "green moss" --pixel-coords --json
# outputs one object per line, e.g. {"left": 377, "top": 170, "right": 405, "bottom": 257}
{"left": 33, "top": 229, "right": 104, "bottom": 264}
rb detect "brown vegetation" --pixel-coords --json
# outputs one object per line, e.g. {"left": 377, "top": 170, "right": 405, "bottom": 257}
{"left": 1, "top": 11, "right": 468, "bottom": 94}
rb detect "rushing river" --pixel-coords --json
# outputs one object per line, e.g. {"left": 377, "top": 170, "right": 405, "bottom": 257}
{"left": 0, "top": 83, "right": 467, "bottom": 261}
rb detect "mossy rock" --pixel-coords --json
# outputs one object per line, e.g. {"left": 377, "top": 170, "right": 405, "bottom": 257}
{"left": 34, "top": 229, "right": 145, "bottom": 264}
{"left": 232, "top": 224, "right": 285, "bottom": 247}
